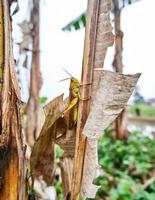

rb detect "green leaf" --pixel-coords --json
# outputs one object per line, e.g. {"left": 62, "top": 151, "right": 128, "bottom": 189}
{"left": 62, "top": 12, "right": 86, "bottom": 31}
{"left": 62, "top": 0, "right": 142, "bottom": 32}
{"left": 39, "top": 96, "right": 48, "bottom": 104}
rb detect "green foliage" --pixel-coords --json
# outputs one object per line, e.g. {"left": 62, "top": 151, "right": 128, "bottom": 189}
{"left": 93, "top": 132, "right": 155, "bottom": 200}
{"left": 39, "top": 96, "right": 48, "bottom": 105}
{"left": 28, "top": 187, "right": 37, "bottom": 199}
{"left": 55, "top": 145, "right": 64, "bottom": 159}
{"left": 53, "top": 131, "right": 155, "bottom": 200}
{"left": 54, "top": 180, "right": 63, "bottom": 200}
{"left": 62, "top": 0, "right": 141, "bottom": 32}
{"left": 62, "top": 12, "right": 86, "bottom": 31}
{"left": 128, "top": 104, "right": 155, "bottom": 117}
{"left": 54, "top": 145, "right": 64, "bottom": 199}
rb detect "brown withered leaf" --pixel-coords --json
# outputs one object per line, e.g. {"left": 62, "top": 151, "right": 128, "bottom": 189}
{"left": 60, "top": 157, "right": 74, "bottom": 197}
{"left": 30, "top": 94, "right": 77, "bottom": 187}
{"left": 30, "top": 94, "right": 67, "bottom": 185}
{"left": 19, "top": 35, "right": 31, "bottom": 53}
{"left": 18, "top": 20, "right": 32, "bottom": 53}
{"left": 56, "top": 129, "right": 76, "bottom": 157}
{"left": 18, "top": 20, "right": 31, "bottom": 35}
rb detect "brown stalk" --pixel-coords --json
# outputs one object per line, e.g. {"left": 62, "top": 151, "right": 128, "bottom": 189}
{"left": 26, "top": 0, "right": 42, "bottom": 147}
{"left": 113, "top": 0, "right": 127, "bottom": 140}
{"left": 71, "top": 0, "right": 100, "bottom": 199}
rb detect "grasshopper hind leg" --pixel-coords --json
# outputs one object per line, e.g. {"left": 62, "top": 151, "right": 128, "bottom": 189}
{"left": 61, "top": 97, "right": 78, "bottom": 117}
{"left": 73, "top": 106, "right": 78, "bottom": 125}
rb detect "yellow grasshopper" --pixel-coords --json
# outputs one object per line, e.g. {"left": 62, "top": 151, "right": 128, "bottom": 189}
{"left": 61, "top": 69, "right": 90, "bottom": 128}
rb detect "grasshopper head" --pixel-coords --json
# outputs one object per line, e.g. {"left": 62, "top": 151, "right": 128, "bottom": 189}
{"left": 71, "top": 77, "right": 80, "bottom": 89}
{"left": 60, "top": 68, "right": 80, "bottom": 89}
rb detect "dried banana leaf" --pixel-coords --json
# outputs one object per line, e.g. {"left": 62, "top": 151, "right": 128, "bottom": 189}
{"left": 83, "top": 70, "right": 141, "bottom": 138}
{"left": 81, "top": 70, "right": 141, "bottom": 199}
{"left": 81, "top": 139, "right": 99, "bottom": 199}
{"left": 94, "top": 0, "right": 114, "bottom": 69}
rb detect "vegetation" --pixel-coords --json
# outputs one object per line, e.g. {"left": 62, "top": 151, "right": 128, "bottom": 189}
{"left": 1, "top": 0, "right": 153, "bottom": 199}
{"left": 62, "top": 0, "right": 142, "bottom": 32}
{"left": 128, "top": 104, "right": 155, "bottom": 117}
{"left": 53, "top": 131, "right": 155, "bottom": 199}
{"left": 94, "top": 131, "right": 155, "bottom": 200}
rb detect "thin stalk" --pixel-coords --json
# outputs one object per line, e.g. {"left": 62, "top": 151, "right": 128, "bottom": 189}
{"left": 71, "top": 0, "right": 100, "bottom": 199}
{"left": 26, "top": 0, "right": 42, "bottom": 146}
{"left": 113, "top": 0, "right": 127, "bottom": 140}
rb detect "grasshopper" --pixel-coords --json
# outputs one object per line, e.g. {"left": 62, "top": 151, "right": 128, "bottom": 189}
{"left": 61, "top": 69, "right": 90, "bottom": 128}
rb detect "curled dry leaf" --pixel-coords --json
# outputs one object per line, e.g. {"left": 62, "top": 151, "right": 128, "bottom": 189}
{"left": 30, "top": 92, "right": 78, "bottom": 187}
{"left": 18, "top": 20, "right": 32, "bottom": 35}
{"left": 18, "top": 20, "right": 32, "bottom": 53}
{"left": 30, "top": 94, "right": 67, "bottom": 185}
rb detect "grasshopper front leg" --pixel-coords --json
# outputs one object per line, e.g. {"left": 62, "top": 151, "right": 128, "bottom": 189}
{"left": 78, "top": 82, "right": 92, "bottom": 101}
{"left": 78, "top": 93, "right": 91, "bottom": 101}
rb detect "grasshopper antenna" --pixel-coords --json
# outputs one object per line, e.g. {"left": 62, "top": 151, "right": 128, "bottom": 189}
{"left": 58, "top": 77, "right": 71, "bottom": 82}
{"left": 62, "top": 67, "right": 72, "bottom": 77}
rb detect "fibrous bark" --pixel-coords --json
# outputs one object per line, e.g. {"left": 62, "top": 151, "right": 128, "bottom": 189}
{"left": 0, "top": 1, "right": 26, "bottom": 199}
